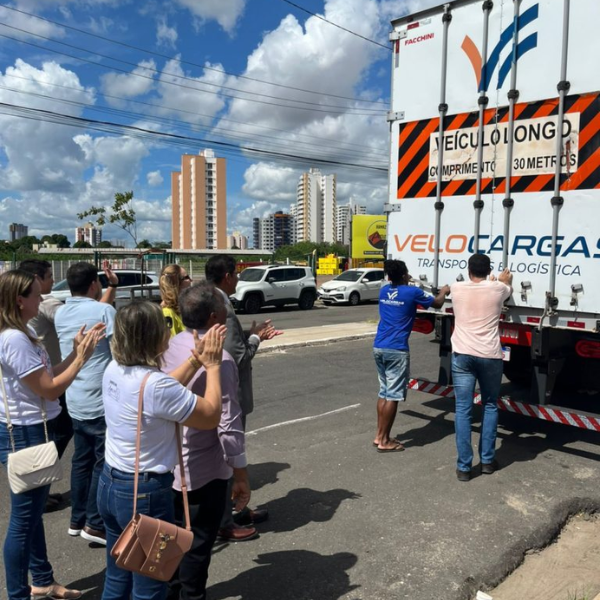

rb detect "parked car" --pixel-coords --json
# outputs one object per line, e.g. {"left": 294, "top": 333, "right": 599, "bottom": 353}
{"left": 50, "top": 270, "right": 159, "bottom": 302}
{"left": 230, "top": 265, "right": 317, "bottom": 314}
{"left": 318, "top": 268, "right": 385, "bottom": 306}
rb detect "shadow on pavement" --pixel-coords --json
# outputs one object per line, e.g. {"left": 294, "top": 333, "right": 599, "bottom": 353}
{"left": 68, "top": 569, "right": 106, "bottom": 600}
{"left": 398, "top": 408, "right": 455, "bottom": 448}
{"left": 257, "top": 488, "right": 360, "bottom": 534}
{"left": 247, "top": 461, "right": 291, "bottom": 492}
{"left": 208, "top": 550, "right": 359, "bottom": 600}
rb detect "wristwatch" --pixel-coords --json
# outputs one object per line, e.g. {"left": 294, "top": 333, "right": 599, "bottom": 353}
{"left": 108, "top": 283, "right": 118, "bottom": 288}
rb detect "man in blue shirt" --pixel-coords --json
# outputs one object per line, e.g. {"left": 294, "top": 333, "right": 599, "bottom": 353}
{"left": 373, "top": 260, "right": 449, "bottom": 452}
{"left": 55, "top": 262, "right": 117, "bottom": 545}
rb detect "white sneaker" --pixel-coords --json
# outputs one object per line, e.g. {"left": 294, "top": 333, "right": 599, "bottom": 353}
{"left": 81, "top": 526, "right": 107, "bottom": 546}
{"left": 68, "top": 526, "right": 82, "bottom": 537}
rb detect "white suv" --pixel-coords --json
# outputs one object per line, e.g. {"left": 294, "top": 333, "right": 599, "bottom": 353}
{"left": 231, "top": 265, "right": 317, "bottom": 314}
{"left": 318, "top": 268, "right": 385, "bottom": 306}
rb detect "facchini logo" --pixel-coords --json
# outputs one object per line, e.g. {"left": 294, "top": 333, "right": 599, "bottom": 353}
{"left": 461, "top": 3, "right": 539, "bottom": 92}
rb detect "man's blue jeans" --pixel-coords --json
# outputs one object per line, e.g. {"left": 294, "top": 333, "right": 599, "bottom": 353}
{"left": 0, "top": 420, "right": 57, "bottom": 600}
{"left": 452, "top": 353, "right": 503, "bottom": 472}
{"left": 70, "top": 416, "right": 106, "bottom": 531}
{"left": 97, "top": 465, "right": 175, "bottom": 600}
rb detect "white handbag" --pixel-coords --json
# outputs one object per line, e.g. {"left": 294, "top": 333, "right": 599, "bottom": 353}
{"left": 0, "top": 362, "right": 63, "bottom": 494}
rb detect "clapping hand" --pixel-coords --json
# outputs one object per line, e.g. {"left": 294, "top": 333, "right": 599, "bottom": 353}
{"left": 74, "top": 323, "right": 106, "bottom": 363}
{"left": 250, "top": 319, "right": 284, "bottom": 341}
{"left": 102, "top": 260, "right": 119, "bottom": 287}
{"left": 193, "top": 325, "right": 226, "bottom": 369}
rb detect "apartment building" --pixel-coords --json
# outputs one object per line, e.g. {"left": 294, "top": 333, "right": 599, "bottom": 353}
{"left": 171, "top": 149, "right": 227, "bottom": 249}
{"left": 295, "top": 168, "right": 336, "bottom": 243}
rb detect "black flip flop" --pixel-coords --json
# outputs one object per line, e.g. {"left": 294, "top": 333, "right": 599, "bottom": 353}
{"left": 376, "top": 442, "right": 405, "bottom": 453}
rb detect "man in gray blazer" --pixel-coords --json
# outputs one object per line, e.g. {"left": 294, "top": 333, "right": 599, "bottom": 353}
{"left": 205, "top": 255, "right": 282, "bottom": 541}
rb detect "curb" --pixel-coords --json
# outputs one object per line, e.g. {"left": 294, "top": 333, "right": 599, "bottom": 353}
{"left": 258, "top": 331, "right": 376, "bottom": 354}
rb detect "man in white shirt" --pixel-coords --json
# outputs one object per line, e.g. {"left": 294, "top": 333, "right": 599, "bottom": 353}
{"left": 450, "top": 254, "right": 512, "bottom": 482}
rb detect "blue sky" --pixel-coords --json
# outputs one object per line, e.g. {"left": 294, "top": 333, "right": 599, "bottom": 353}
{"left": 0, "top": 0, "right": 433, "bottom": 245}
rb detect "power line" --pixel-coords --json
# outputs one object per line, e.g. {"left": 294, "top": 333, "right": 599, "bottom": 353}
{"left": 0, "top": 101, "right": 388, "bottom": 173}
{"left": 1, "top": 71, "right": 387, "bottom": 155}
{"left": 0, "top": 29, "right": 385, "bottom": 118}
{"left": 278, "top": 0, "right": 390, "bottom": 51}
{"left": 0, "top": 2, "right": 389, "bottom": 106}
{"left": 0, "top": 22, "right": 386, "bottom": 113}
{"left": 0, "top": 84, "right": 388, "bottom": 165}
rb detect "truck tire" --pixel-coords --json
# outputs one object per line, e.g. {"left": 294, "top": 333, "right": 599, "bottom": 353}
{"left": 298, "top": 291, "right": 316, "bottom": 310}
{"left": 503, "top": 346, "right": 532, "bottom": 384}
{"left": 349, "top": 292, "right": 360, "bottom": 306}
{"left": 243, "top": 294, "right": 262, "bottom": 314}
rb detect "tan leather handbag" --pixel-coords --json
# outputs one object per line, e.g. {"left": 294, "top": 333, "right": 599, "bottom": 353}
{"left": 0, "top": 362, "right": 63, "bottom": 495}
{"left": 110, "top": 373, "right": 193, "bottom": 582}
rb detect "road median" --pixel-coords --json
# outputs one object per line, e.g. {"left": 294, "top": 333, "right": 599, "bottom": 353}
{"left": 258, "top": 321, "right": 377, "bottom": 353}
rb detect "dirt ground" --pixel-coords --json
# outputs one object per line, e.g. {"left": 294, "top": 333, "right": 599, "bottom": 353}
{"left": 487, "top": 514, "right": 600, "bottom": 600}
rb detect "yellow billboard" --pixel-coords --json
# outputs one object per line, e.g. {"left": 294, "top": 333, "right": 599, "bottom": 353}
{"left": 351, "top": 215, "right": 387, "bottom": 259}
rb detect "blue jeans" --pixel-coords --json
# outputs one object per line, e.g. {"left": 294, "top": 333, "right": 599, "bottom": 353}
{"left": 97, "top": 465, "right": 175, "bottom": 600}
{"left": 70, "top": 416, "right": 106, "bottom": 531}
{"left": 452, "top": 353, "right": 503, "bottom": 472}
{"left": 373, "top": 348, "right": 410, "bottom": 401}
{"left": 0, "top": 420, "right": 57, "bottom": 600}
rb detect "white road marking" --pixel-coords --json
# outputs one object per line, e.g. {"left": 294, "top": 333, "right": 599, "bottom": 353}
{"left": 246, "top": 404, "right": 361, "bottom": 436}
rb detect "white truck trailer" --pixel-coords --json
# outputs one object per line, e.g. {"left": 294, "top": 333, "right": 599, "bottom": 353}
{"left": 386, "top": 0, "right": 600, "bottom": 426}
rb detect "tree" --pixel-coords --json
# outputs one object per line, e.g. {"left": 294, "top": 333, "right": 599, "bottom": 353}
{"left": 136, "top": 239, "right": 152, "bottom": 249}
{"left": 78, "top": 190, "right": 138, "bottom": 247}
{"left": 12, "top": 235, "right": 41, "bottom": 251}
{"left": 97, "top": 240, "right": 113, "bottom": 248}
{"left": 73, "top": 240, "right": 92, "bottom": 249}
{"left": 42, "top": 234, "right": 70, "bottom": 248}
{"left": 152, "top": 241, "right": 171, "bottom": 249}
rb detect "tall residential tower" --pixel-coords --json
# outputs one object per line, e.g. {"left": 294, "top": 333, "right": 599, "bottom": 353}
{"left": 295, "top": 168, "right": 336, "bottom": 243}
{"left": 171, "top": 149, "right": 227, "bottom": 249}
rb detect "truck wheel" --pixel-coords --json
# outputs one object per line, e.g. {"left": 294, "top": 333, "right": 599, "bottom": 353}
{"left": 298, "top": 291, "right": 315, "bottom": 310}
{"left": 244, "top": 294, "right": 262, "bottom": 314}
{"left": 503, "top": 346, "right": 532, "bottom": 384}
{"left": 349, "top": 292, "right": 360, "bottom": 306}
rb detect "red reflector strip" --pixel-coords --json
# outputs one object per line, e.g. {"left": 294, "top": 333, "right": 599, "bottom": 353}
{"left": 527, "top": 317, "right": 541, "bottom": 324}
{"left": 445, "top": 308, "right": 454, "bottom": 314}
{"left": 567, "top": 321, "right": 585, "bottom": 329}
{"left": 408, "top": 378, "right": 600, "bottom": 431}
{"left": 407, "top": 22, "right": 420, "bottom": 29}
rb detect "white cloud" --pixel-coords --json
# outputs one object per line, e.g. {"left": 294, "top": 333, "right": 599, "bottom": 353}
{"left": 0, "top": 59, "right": 170, "bottom": 244}
{"left": 101, "top": 60, "right": 157, "bottom": 103}
{"left": 173, "top": 0, "right": 246, "bottom": 34}
{"left": 241, "top": 163, "right": 298, "bottom": 202}
{"left": 0, "top": 60, "right": 95, "bottom": 193}
{"left": 155, "top": 58, "right": 227, "bottom": 125}
{"left": 147, "top": 170, "right": 164, "bottom": 186}
{"left": 157, "top": 18, "right": 178, "bottom": 48}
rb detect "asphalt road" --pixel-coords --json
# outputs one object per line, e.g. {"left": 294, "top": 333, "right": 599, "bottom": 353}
{"left": 1, "top": 336, "right": 599, "bottom": 600}
{"left": 237, "top": 300, "right": 380, "bottom": 331}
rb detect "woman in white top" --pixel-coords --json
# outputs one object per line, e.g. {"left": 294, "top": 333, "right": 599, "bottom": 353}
{"left": 98, "top": 300, "right": 224, "bottom": 600}
{"left": 0, "top": 269, "right": 104, "bottom": 600}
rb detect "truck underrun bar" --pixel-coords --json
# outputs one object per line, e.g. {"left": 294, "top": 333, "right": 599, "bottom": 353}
{"left": 408, "top": 377, "right": 600, "bottom": 431}
{"left": 432, "top": 5, "right": 452, "bottom": 291}
{"left": 501, "top": 0, "right": 521, "bottom": 269}
{"left": 472, "top": 0, "right": 493, "bottom": 252}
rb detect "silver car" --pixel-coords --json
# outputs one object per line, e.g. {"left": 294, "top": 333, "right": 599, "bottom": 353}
{"left": 318, "top": 268, "right": 385, "bottom": 306}
{"left": 50, "top": 269, "right": 159, "bottom": 302}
